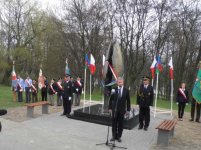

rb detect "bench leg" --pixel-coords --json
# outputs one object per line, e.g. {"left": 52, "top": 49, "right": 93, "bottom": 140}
{"left": 42, "top": 104, "right": 48, "bottom": 114}
{"left": 0, "top": 121, "right": 1, "bottom": 132}
{"left": 27, "top": 107, "right": 34, "bottom": 118}
{"left": 157, "top": 130, "right": 170, "bottom": 146}
{"left": 170, "top": 127, "right": 174, "bottom": 137}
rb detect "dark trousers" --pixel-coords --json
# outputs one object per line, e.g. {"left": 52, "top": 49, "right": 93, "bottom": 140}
{"left": 178, "top": 102, "right": 186, "bottom": 118}
{"left": 57, "top": 94, "right": 62, "bottom": 106}
{"left": 32, "top": 93, "right": 38, "bottom": 103}
{"left": 63, "top": 98, "right": 72, "bottom": 115}
{"left": 112, "top": 111, "right": 124, "bottom": 139}
{"left": 191, "top": 100, "right": 201, "bottom": 121}
{"left": 139, "top": 107, "right": 150, "bottom": 128}
{"left": 18, "top": 91, "right": 23, "bottom": 102}
{"left": 25, "top": 87, "right": 31, "bottom": 103}
{"left": 41, "top": 89, "right": 47, "bottom": 101}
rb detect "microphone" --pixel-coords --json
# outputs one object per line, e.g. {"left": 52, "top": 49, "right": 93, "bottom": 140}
{"left": 0, "top": 109, "right": 7, "bottom": 116}
{"left": 111, "top": 89, "right": 115, "bottom": 95}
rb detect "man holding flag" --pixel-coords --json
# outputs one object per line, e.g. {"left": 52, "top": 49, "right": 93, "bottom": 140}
{"left": 192, "top": 61, "right": 201, "bottom": 122}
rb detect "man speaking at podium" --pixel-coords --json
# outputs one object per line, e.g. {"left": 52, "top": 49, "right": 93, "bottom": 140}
{"left": 108, "top": 77, "right": 131, "bottom": 142}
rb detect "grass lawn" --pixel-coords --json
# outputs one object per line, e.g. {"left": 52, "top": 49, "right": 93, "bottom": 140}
{"left": 0, "top": 85, "right": 191, "bottom": 112}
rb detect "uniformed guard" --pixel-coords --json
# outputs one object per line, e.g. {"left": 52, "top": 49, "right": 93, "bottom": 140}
{"left": 61, "top": 75, "right": 73, "bottom": 116}
{"left": 24, "top": 76, "right": 32, "bottom": 103}
{"left": 137, "top": 76, "right": 154, "bottom": 131}
{"left": 16, "top": 75, "right": 24, "bottom": 102}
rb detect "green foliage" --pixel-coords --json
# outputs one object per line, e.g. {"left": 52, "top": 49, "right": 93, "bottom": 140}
{"left": 0, "top": 85, "right": 25, "bottom": 109}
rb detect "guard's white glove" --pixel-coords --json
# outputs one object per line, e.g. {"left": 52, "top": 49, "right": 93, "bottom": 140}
{"left": 186, "top": 103, "right": 189, "bottom": 106}
{"left": 69, "top": 97, "right": 72, "bottom": 100}
{"left": 76, "top": 88, "right": 79, "bottom": 92}
{"left": 176, "top": 102, "right": 179, "bottom": 105}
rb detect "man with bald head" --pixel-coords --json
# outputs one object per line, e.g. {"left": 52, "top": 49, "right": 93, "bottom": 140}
{"left": 109, "top": 77, "right": 131, "bottom": 142}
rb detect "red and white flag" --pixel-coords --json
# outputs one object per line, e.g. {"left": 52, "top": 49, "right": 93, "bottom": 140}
{"left": 89, "top": 54, "right": 96, "bottom": 75}
{"left": 168, "top": 57, "right": 174, "bottom": 79}
{"left": 150, "top": 57, "right": 157, "bottom": 79}
{"left": 38, "top": 69, "right": 45, "bottom": 89}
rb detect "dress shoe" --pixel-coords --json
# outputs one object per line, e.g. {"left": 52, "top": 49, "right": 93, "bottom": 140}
{"left": 195, "top": 120, "right": 200, "bottom": 123}
{"left": 60, "top": 113, "right": 65, "bottom": 116}
{"left": 138, "top": 126, "right": 143, "bottom": 130}
{"left": 144, "top": 127, "right": 148, "bottom": 131}
{"left": 189, "top": 119, "right": 194, "bottom": 122}
{"left": 117, "top": 138, "right": 122, "bottom": 142}
{"left": 110, "top": 138, "right": 115, "bottom": 141}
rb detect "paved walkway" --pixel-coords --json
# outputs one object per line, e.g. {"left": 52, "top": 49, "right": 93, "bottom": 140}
{"left": 0, "top": 107, "right": 172, "bottom": 150}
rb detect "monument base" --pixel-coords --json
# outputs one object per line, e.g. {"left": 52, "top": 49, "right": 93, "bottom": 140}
{"left": 68, "top": 104, "right": 139, "bottom": 130}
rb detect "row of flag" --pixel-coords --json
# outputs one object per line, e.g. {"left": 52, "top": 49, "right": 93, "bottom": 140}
{"left": 150, "top": 56, "right": 173, "bottom": 79}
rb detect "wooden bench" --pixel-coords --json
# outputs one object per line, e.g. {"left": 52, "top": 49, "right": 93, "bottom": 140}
{"left": 25, "top": 101, "right": 49, "bottom": 118}
{"left": 155, "top": 119, "right": 177, "bottom": 146}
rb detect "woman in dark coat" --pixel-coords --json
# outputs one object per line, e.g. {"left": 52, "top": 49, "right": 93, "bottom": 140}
{"left": 176, "top": 83, "right": 189, "bottom": 121}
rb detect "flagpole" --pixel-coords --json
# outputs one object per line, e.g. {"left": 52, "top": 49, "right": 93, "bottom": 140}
{"left": 154, "top": 72, "right": 159, "bottom": 118}
{"left": 151, "top": 79, "right": 154, "bottom": 87}
{"left": 170, "top": 79, "right": 173, "bottom": 116}
{"left": 90, "top": 74, "right": 92, "bottom": 105}
{"left": 83, "top": 67, "right": 87, "bottom": 111}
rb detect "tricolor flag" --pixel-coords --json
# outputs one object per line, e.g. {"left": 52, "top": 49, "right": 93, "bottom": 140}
{"left": 65, "top": 59, "right": 70, "bottom": 75}
{"left": 89, "top": 54, "right": 96, "bottom": 75}
{"left": 85, "top": 54, "right": 90, "bottom": 68}
{"left": 155, "top": 56, "right": 163, "bottom": 73}
{"left": 168, "top": 57, "right": 173, "bottom": 79}
{"left": 150, "top": 57, "right": 157, "bottom": 79}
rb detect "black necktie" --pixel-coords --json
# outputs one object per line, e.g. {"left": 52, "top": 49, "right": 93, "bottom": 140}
{"left": 118, "top": 88, "right": 121, "bottom": 99}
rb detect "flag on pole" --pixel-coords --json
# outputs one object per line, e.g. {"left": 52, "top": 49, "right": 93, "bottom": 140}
{"left": 168, "top": 57, "right": 174, "bottom": 79}
{"left": 150, "top": 57, "right": 157, "bottom": 79}
{"left": 38, "top": 69, "right": 45, "bottom": 89}
{"left": 85, "top": 54, "right": 90, "bottom": 68}
{"left": 65, "top": 58, "right": 70, "bottom": 75}
{"left": 192, "top": 63, "right": 201, "bottom": 103}
{"left": 155, "top": 56, "right": 163, "bottom": 73}
{"left": 89, "top": 54, "right": 96, "bottom": 75}
{"left": 11, "top": 67, "right": 17, "bottom": 87}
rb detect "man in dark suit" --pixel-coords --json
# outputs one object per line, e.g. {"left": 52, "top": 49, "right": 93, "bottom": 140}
{"left": 62, "top": 75, "right": 73, "bottom": 116}
{"left": 109, "top": 77, "right": 131, "bottom": 142}
{"left": 137, "top": 76, "right": 154, "bottom": 131}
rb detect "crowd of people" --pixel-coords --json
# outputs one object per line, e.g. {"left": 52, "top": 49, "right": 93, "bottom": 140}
{"left": 12, "top": 74, "right": 84, "bottom": 116}
{"left": 10, "top": 74, "right": 200, "bottom": 142}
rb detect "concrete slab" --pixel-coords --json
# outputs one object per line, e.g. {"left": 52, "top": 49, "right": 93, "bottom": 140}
{"left": 0, "top": 110, "right": 172, "bottom": 150}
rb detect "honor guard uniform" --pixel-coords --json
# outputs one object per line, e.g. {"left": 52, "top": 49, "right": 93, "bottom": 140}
{"left": 24, "top": 76, "right": 32, "bottom": 103}
{"left": 31, "top": 79, "right": 38, "bottom": 103}
{"left": 41, "top": 76, "right": 48, "bottom": 101}
{"left": 137, "top": 76, "right": 154, "bottom": 131}
{"left": 16, "top": 76, "right": 24, "bottom": 102}
{"left": 61, "top": 75, "right": 73, "bottom": 116}
{"left": 74, "top": 76, "right": 83, "bottom": 106}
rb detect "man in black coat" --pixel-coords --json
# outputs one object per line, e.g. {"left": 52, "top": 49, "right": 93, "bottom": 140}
{"left": 62, "top": 75, "right": 73, "bottom": 116}
{"left": 109, "top": 77, "right": 131, "bottom": 142}
{"left": 137, "top": 76, "right": 154, "bottom": 131}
